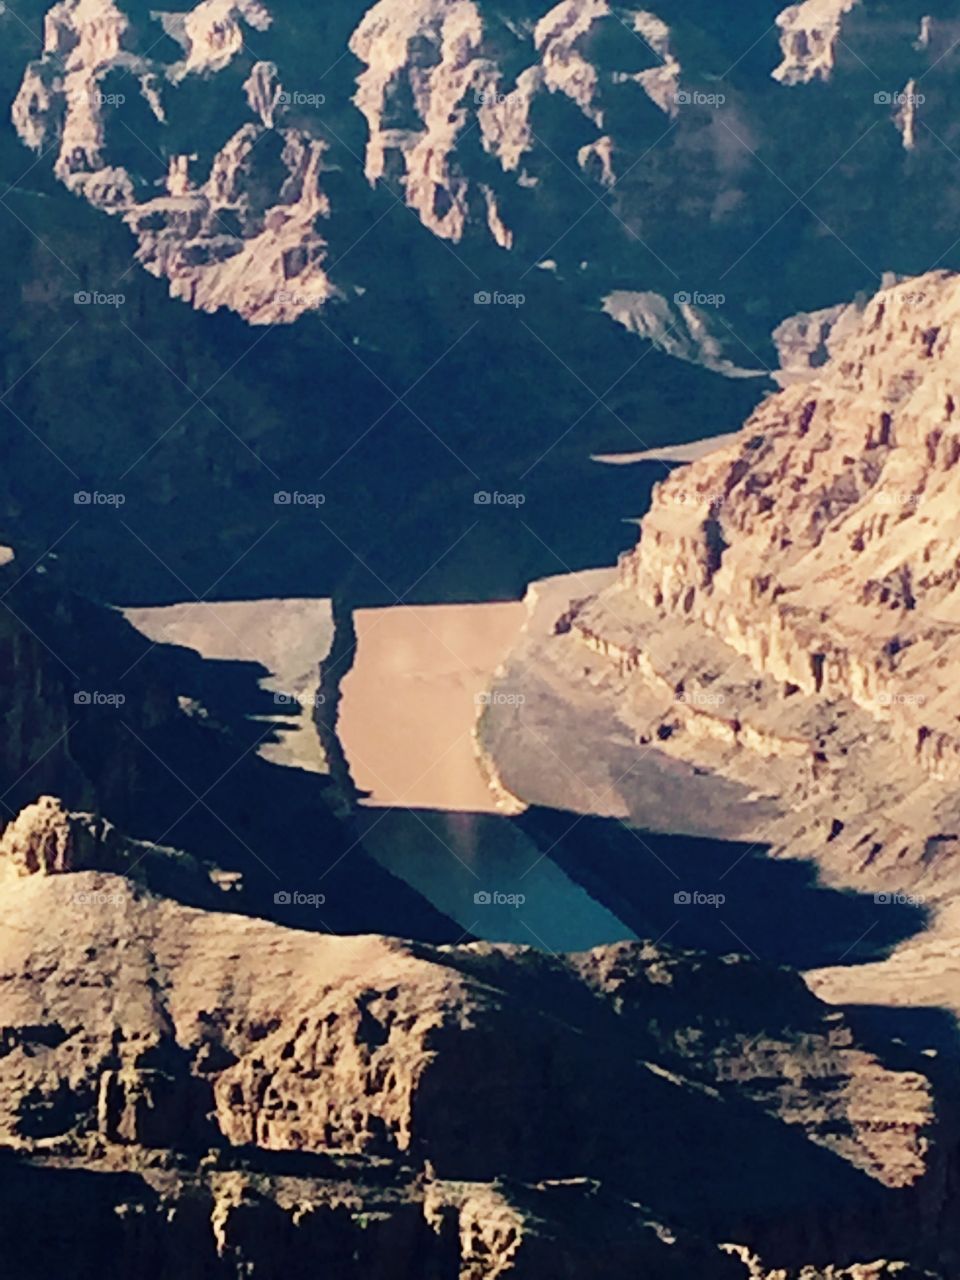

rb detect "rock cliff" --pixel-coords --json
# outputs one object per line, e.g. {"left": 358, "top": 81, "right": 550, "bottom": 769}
{"left": 773, "top": 0, "right": 863, "bottom": 86}
{"left": 618, "top": 271, "right": 960, "bottom": 788}
{"left": 11, "top": 0, "right": 942, "bottom": 329}
{"left": 0, "top": 826, "right": 953, "bottom": 1276}
{"left": 478, "top": 269, "right": 960, "bottom": 1026}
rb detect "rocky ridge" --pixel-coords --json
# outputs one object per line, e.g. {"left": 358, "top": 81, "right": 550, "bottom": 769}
{"left": 773, "top": 0, "right": 863, "bottom": 86}
{"left": 11, "top": 0, "right": 940, "bottom": 325}
{"left": 477, "top": 269, "right": 960, "bottom": 1025}
{"left": 13, "top": 0, "right": 336, "bottom": 323}
{"left": 0, "top": 799, "right": 954, "bottom": 1276}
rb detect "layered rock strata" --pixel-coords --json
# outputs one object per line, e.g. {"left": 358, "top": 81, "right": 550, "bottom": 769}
{"left": 477, "top": 272, "right": 960, "bottom": 1020}
{"left": 0, "top": 825, "right": 954, "bottom": 1275}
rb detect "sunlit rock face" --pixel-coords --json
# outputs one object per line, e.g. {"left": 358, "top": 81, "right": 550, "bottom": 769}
{"left": 0, "top": 857, "right": 945, "bottom": 1262}
{"left": 12, "top": 0, "right": 335, "bottom": 324}
{"left": 16, "top": 0, "right": 688, "bottom": 319}
{"left": 478, "top": 272, "right": 960, "bottom": 974}
{"left": 620, "top": 271, "right": 960, "bottom": 777}
{"left": 10, "top": 0, "right": 943, "bottom": 335}
{"left": 772, "top": 0, "right": 863, "bottom": 85}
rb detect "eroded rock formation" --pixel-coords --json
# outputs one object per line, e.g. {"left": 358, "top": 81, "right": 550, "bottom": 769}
{"left": 12, "top": 0, "right": 336, "bottom": 323}
{"left": 0, "top": 849, "right": 952, "bottom": 1275}
{"left": 478, "top": 270, "right": 960, "bottom": 1034}
{"left": 773, "top": 0, "right": 863, "bottom": 86}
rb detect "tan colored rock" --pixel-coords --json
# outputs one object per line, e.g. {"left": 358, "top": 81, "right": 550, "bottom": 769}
{"left": 12, "top": 0, "right": 336, "bottom": 324}
{"left": 0, "top": 795, "right": 99, "bottom": 875}
{"left": 773, "top": 0, "right": 862, "bottom": 86}
{"left": 0, "top": 867, "right": 942, "bottom": 1194}
{"left": 620, "top": 272, "right": 960, "bottom": 784}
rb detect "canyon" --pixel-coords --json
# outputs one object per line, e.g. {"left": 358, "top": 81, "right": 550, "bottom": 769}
{"left": 0, "top": 797, "right": 953, "bottom": 1278}
{"left": 480, "top": 270, "right": 960, "bottom": 1022}
{"left": 2, "top": 270, "right": 960, "bottom": 1274}
{"left": 4, "top": 1, "right": 960, "bottom": 1276}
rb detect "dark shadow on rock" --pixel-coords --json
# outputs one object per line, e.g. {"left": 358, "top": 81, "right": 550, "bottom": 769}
{"left": 0, "top": 566, "right": 462, "bottom": 944}
{"left": 518, "top": 808, "right": 929, "bottom": 969}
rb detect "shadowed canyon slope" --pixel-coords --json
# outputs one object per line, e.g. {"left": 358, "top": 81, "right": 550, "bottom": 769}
{"left": 5, "top": 1, "right": 960, "bottom": 1277}
{"left": 0, "top": 800, "right": 954, "bottom": 1278}
{"left": 481, "top": 270, "right": 960, "bottom": 1018}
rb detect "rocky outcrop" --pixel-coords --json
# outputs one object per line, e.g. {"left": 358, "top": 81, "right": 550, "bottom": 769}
{"left": 617, "top": 272, "right": 960, "bottom": 785}
{"left": 488, "top": 275, "right": 960, "bottom": 876}
{"left": 12, "top": 0, "right": 336, "bottom": 323}
{"left": 10, "top": 0, "right": 940, "bottom": 332}
{"left": 348, "top": 0, "right": 686, "bottom": 243}
{"left": 603, "top": 290, "right": 768, "bottom": 380}
{"left": 0, "top": 862, "right": 953, "bottom": 1274}
{"left": 476, "top": 272, "right": 960, "bottom": 1033}
{"left": 0, "top": 795, "right": 105, "bottom": 875}
{"left": 156, "top": 0, "right": 272, "bottom": 82}
{"left": 125, "top": 117, "right": 337, "bottom": 325}
{"left": 12, "top": 0, "right": 694, "bottom": 301}
{"left": 773, "top": 0, "right": 863, "bottom": 85}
